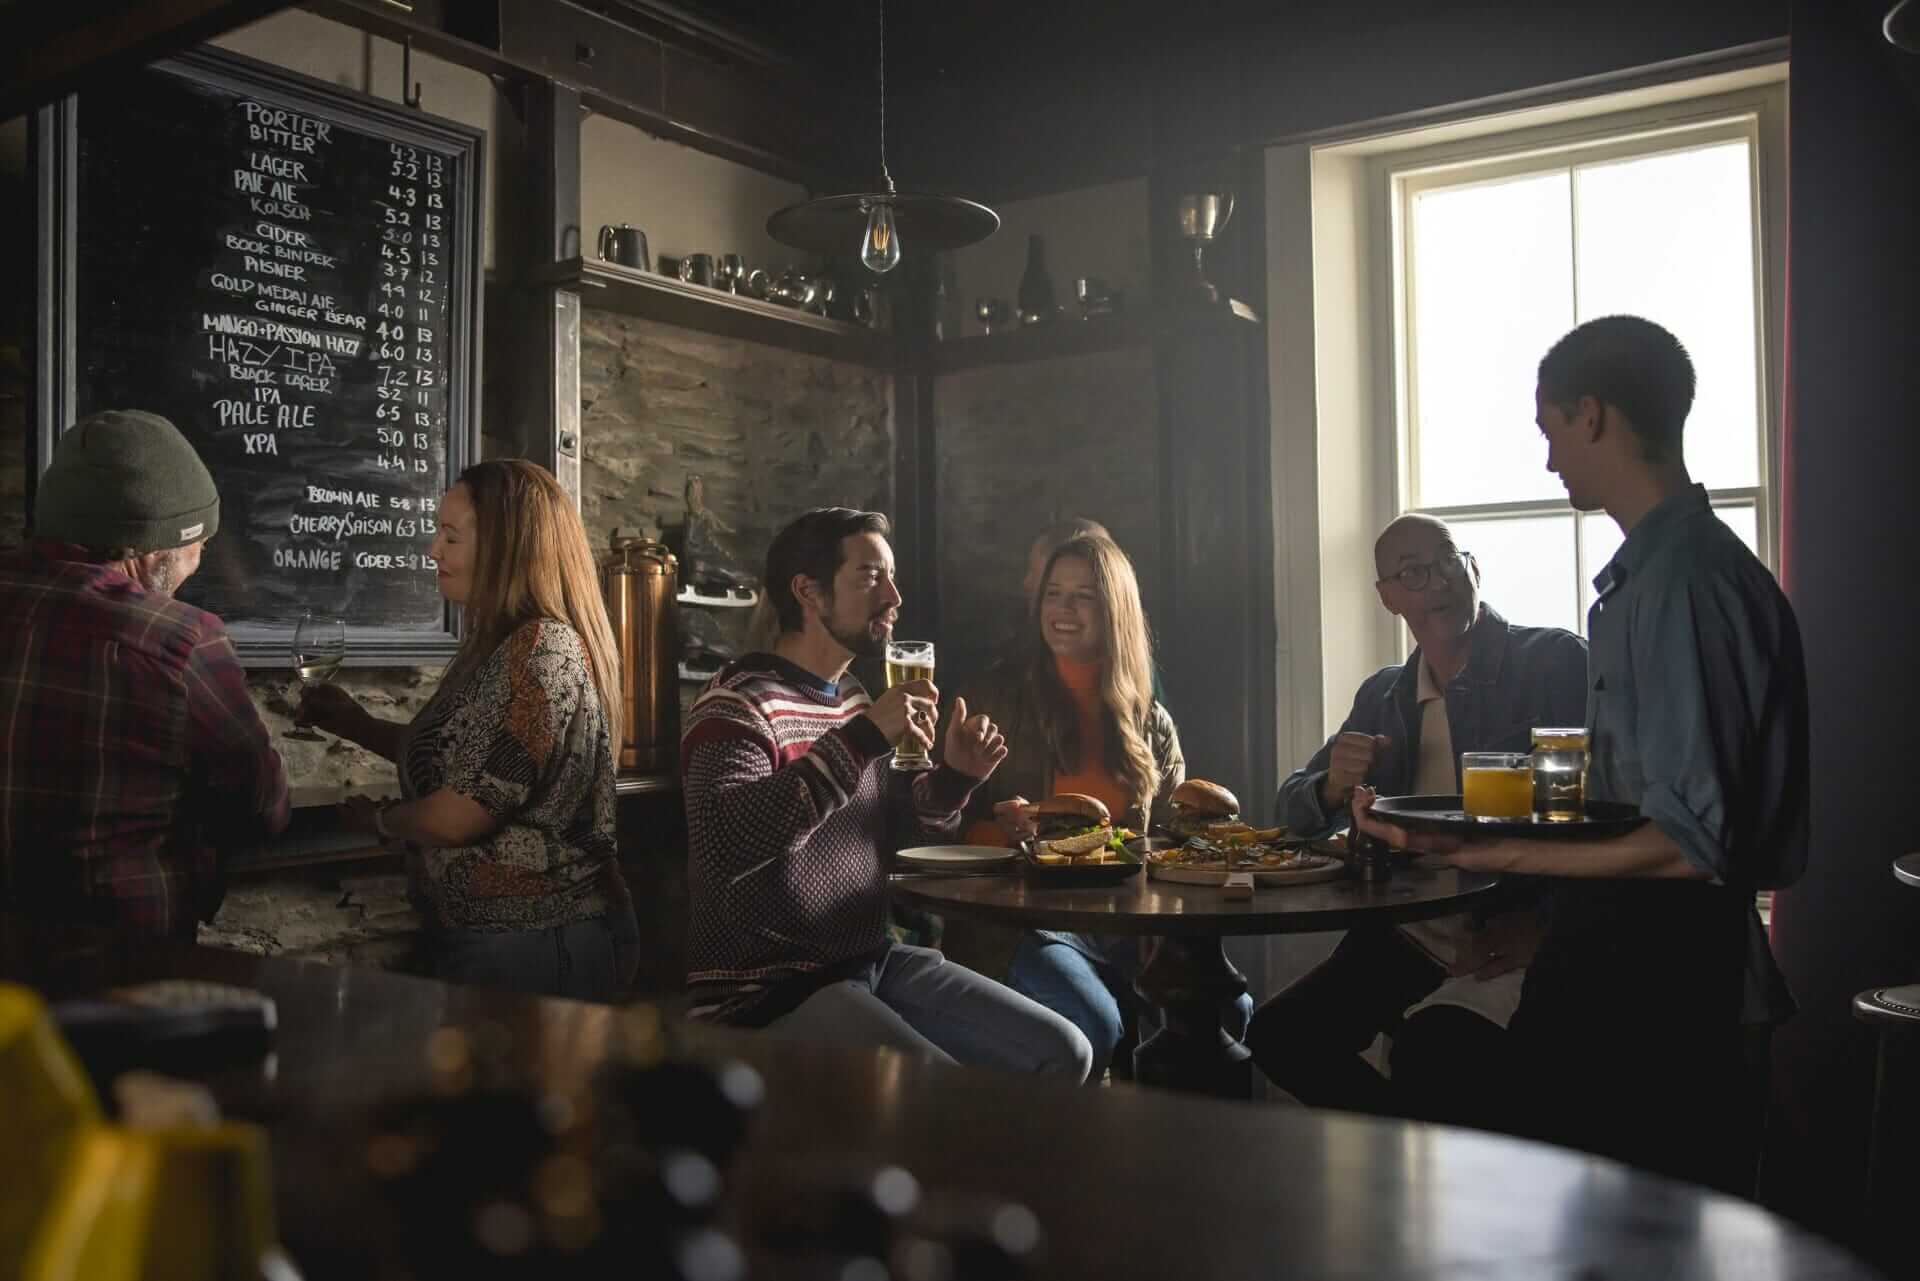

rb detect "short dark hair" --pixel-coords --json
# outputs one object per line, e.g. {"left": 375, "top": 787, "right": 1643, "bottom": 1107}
{"left": 1537, "top": 315, "right": 1695, "bottom": 463}
{"left": 764, "top": 507, "right": 892, "bottom": 633}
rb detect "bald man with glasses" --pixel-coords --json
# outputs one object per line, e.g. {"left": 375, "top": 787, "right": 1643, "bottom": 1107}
{"left": 1246, "top": 513, "right": 1589, "bottom": 1122}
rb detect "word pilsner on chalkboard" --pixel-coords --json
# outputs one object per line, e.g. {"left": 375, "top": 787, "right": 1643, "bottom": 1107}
{"left": 51, "top": 47, "right": 482, "bottom": 663}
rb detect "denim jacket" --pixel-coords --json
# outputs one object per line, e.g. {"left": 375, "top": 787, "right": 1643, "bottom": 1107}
{"left": 1276, "top": 605, "right": 1589, "bottom": 836}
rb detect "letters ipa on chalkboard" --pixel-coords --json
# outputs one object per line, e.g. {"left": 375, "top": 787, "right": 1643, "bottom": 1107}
{"left": 35, "top": 46, "right": 483, "bottom": 664}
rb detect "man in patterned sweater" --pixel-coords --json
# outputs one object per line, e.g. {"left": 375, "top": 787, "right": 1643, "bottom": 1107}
{"left": 683, "top": 508, "right": 1092, "bottom": 1079}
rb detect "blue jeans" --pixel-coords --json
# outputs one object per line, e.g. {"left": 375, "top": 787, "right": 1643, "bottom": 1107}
{"left": 765, "top": 943, "right": 1093, "bottom": 1082}
{"left": 434, "top": 905, "right": 640, "bottom": 1003}
{"left": 1009, "top": 933, "right": 1255, "bottom": 1082}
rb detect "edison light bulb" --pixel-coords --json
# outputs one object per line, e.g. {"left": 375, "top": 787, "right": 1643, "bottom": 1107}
{"left": 860, "top": 200, "right": 901, "bottom": 273}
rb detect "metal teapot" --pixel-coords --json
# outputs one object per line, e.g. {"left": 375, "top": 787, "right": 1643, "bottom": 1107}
{"left": 596, "top": 223, "right": 650, "bottom": 272}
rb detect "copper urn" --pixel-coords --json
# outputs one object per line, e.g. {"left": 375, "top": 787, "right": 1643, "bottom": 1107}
{"left": 601, "top": 530, "right": 679, "bottom": 772}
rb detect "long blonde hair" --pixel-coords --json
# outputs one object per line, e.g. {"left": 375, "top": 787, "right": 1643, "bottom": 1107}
{"left": 446, "top": 460, "right": 623, "bottom": 755}
{"left": 1026, "top": 534, "right": 1159, "bottom": 819}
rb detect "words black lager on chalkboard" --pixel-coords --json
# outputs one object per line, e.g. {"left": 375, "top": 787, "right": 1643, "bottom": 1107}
{"left": 34, "top": 46, "right": 484, "bottom": 665}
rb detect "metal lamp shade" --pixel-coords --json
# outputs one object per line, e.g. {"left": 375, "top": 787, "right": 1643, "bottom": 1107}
{"left": 767, "top": 192, "right": 1000, "bottom": 256}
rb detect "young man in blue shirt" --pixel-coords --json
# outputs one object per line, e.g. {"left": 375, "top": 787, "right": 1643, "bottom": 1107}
{"left": 1355, "top": 315, "right": 1809, "bottom": 1193}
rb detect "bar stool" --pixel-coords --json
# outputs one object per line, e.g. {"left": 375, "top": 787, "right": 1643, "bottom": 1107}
{"left": 1892, "top": 852, "right": 1920, "bottom": 890}
{"left": 1853, "top": 984, "right": 1920, "bottom": 1219}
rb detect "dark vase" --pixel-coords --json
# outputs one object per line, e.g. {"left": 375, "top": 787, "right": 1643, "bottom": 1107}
{"left": 1017, "top": 234, "right": 1056, "bottom": 325}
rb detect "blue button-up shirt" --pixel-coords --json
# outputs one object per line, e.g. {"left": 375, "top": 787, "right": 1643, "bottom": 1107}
{"left": 1533, "top": 485, "right": 1809, "bottom": 1026}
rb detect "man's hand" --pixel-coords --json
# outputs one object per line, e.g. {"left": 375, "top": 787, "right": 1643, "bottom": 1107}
{"left": 993, "top": 796, "right": 1037, "bottom": 841}
{"left": 942, "top": 696, "right": 1009, "bottom": 781}
{"left": 1321, "top": 732, "right": 1391, "bottom": 809}
{"left": 863, "top": 679, "right": 939, "bottom": 753}
{"left": 1452, "top": 908, "right": 1545, "bottom": 980}
{"left": 1350, "top": 784, "right": 1463, "bottom": 857}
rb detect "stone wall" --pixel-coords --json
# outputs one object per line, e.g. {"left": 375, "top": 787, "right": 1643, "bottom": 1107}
{"left": 931, "top": 347, "right": 1163, "bottom": 689}
{"left": 577, "top": 308, "right": 895, "bottom": 673}
{"left": 579, "top": 308, "right": 894, "bottom": 558}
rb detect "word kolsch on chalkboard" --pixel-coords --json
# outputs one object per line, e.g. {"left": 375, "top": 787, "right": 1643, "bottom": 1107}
{"left": 45, "top": 46, "right": 483, "bottom": 664}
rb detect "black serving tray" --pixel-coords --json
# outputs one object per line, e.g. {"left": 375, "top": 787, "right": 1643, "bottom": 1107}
{"left": 1366, "top": 794, "right": 1647, "bottom": 839}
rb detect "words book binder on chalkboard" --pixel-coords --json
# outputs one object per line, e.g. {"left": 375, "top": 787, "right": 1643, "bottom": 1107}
{"left": 35, "top": 46, "right": 483, "bottom": 665}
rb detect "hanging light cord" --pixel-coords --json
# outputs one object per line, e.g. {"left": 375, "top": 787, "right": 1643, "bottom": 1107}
{"left": 877, "top": 0, "right": 895, "bottom": 195}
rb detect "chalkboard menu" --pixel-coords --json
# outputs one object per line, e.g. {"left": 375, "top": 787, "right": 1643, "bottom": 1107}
{"left": 38, "top": 47, "right": 482, "bottom": 664}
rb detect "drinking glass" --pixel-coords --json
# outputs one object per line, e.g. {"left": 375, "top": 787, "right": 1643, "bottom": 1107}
{"left": 284, "top": 613, "right": 346, "bottom": 741}
{"left": 1460, "top": 752, "right": 1532, "bottom": 820}
{"left": 884, "top": 640, "right": 936, "bottom": 772}
{"left": 1530, "top": 727, "right": 1590, "bottom": 822}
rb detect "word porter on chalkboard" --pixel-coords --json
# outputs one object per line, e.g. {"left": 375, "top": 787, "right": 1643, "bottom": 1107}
{"left": 35, "top": 46, "right": 483, "bottom": 665}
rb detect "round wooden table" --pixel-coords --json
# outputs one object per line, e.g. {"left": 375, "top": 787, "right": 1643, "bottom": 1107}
{"left": 894, "top": 861, "right": 1499, "bottom": 1097}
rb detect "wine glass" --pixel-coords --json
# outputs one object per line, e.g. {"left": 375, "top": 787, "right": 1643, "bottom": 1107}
{"left": 284, "top": 613, "right": 346, "bottom": 741}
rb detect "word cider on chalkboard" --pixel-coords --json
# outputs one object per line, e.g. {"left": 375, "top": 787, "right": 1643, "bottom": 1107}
{"left": 41, "top": 46, "right": 483, "bottom": 664}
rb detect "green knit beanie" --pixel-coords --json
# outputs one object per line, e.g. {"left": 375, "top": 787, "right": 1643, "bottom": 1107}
{"left": 36, "top": 410, "right": 221, "bottom": 553}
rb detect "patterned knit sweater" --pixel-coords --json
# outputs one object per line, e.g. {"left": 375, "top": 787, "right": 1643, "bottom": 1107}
{"left": 681, "top": 653, "right": 979, "bottom": 1025}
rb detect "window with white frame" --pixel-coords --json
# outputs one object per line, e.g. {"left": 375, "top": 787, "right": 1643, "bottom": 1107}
{"left": 1390, "top": 107, "right": 1780, "bottom": 637}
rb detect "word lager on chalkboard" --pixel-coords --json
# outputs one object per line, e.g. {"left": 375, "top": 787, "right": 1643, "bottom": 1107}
{"left": 53, "top": 47, "right": 483, "bottom": 662}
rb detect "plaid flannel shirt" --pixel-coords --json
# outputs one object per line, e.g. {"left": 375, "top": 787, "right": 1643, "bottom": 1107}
{"left": 0, "top": 541, "right": 290, "bottom": 938}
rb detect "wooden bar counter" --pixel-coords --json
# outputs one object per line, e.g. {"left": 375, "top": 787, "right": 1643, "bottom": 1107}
{"left": 0, "top": 913, "right": 1886, "bottom": 1281}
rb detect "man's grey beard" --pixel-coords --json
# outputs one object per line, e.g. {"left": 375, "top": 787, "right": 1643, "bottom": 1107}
{"left": 145, "top": 549, "right": 187, "bottom": 597}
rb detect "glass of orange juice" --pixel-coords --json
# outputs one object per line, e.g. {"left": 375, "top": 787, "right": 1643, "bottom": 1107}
{"left": 1461, "top": 752, "right": 1532, "bottom": 820}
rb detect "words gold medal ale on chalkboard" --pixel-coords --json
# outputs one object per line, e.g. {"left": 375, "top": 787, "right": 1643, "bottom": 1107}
{"left": 37, "top": 46, "right": 483, "bottom": 664}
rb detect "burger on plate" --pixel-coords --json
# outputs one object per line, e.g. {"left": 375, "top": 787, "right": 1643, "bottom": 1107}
{"left": 1030, "top": 793, "right": 1115, "bottom": 860}
{"left": 1165, "top": 779, "right": 1240, "bottom": 841}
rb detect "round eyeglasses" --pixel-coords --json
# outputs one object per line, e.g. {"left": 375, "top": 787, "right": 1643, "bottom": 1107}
{"left": 1381, "top": 551, "right": 1473, "bottom": 592}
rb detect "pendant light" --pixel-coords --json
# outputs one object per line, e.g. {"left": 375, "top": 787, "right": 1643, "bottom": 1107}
{"left": 767, "top": 0, "right": 998, "bottom": 272}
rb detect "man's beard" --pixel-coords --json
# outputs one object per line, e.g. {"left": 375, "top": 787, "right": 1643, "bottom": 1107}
{"left": 145, "top": 550, "right": 186, "bottom": 598}
{"left": 824, "top": 599, "right": 890, "bottom": 658}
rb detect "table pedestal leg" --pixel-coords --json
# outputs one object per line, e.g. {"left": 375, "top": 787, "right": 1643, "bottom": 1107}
{"left": 1132, "top": 934, "right": 1252, "bottom": 1099}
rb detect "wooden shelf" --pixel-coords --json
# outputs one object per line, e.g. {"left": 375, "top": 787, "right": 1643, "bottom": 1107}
{"left": 542, "top": 258, "right": 899, "bottom": 367}
{"left": 931, "top": 309, "right": 1152, "bottom": 374}
{"left": 930, "top": 299, "right": 1260, "bottom": 374}
{"left": 678, "top": 586, "right": 759, "bottom": 609}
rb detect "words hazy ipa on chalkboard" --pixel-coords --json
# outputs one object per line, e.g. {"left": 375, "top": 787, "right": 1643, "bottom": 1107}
{"left": 63, "top": 48, "right": 481, "bottom": 660}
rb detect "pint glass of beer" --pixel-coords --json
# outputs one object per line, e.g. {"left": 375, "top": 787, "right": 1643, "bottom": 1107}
{"left": 1530, "top": 727, "right": 1590, "bottom": 822}
{"left": 885, "top": 640, "right": 936, "bottom": 771}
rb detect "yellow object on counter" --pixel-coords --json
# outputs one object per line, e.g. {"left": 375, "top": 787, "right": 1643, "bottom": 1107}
{"left": 1, "top": 983, "right": 102, "bottom": 1281}
{"left": 0, "top": 984, "right": 291, "bottom": 1281}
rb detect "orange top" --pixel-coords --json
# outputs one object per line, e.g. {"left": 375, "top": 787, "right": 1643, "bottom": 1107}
{"left": 963, "top": 655, "right": 1129, "bottom": 847}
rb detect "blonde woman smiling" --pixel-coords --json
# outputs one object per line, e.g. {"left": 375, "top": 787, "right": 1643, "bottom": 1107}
{"left": 956, "top": 534, "right": 1251, "bottom": 1080}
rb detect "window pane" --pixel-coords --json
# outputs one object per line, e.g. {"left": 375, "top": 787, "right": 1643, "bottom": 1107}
{"left": 1446, "top": 512, "right": 1579, "bottom": 636}
{"left": 1715, "top": 500, "right": 1760, "bottom": 556}
{"left": 1573, "top": 141, "right": 1760, "bottom": 488}
{"left": 1577, "top": 500, "right": 1761, "bottom": 620}
{"left": 1409, "top": 172, "right": 1574, "bottom": 508}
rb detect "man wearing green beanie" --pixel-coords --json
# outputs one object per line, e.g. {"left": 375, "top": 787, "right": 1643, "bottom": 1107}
{"left": 0, "top": 410, "right": 289, "bottom": 940}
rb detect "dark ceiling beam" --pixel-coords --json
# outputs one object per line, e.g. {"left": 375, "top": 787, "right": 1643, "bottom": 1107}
{"left": 310, "top": 0, "right": 867, "bottom": 189}
{"left": 0, "top": 0, "right": 298, "bottom": 120}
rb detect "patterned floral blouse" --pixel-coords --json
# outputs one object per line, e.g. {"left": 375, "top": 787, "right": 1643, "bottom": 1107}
{"left": 398, "top": 618, "right": 624, "bottom": 932}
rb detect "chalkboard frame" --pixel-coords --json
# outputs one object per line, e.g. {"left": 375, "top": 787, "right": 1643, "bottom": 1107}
{"left": 34, "top": 44, "right": 484, "bottom": 666}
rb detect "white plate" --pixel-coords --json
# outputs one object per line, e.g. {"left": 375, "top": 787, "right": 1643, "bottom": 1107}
{"left": 896, "top": 845, "right": 1018, "bottom": 869}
